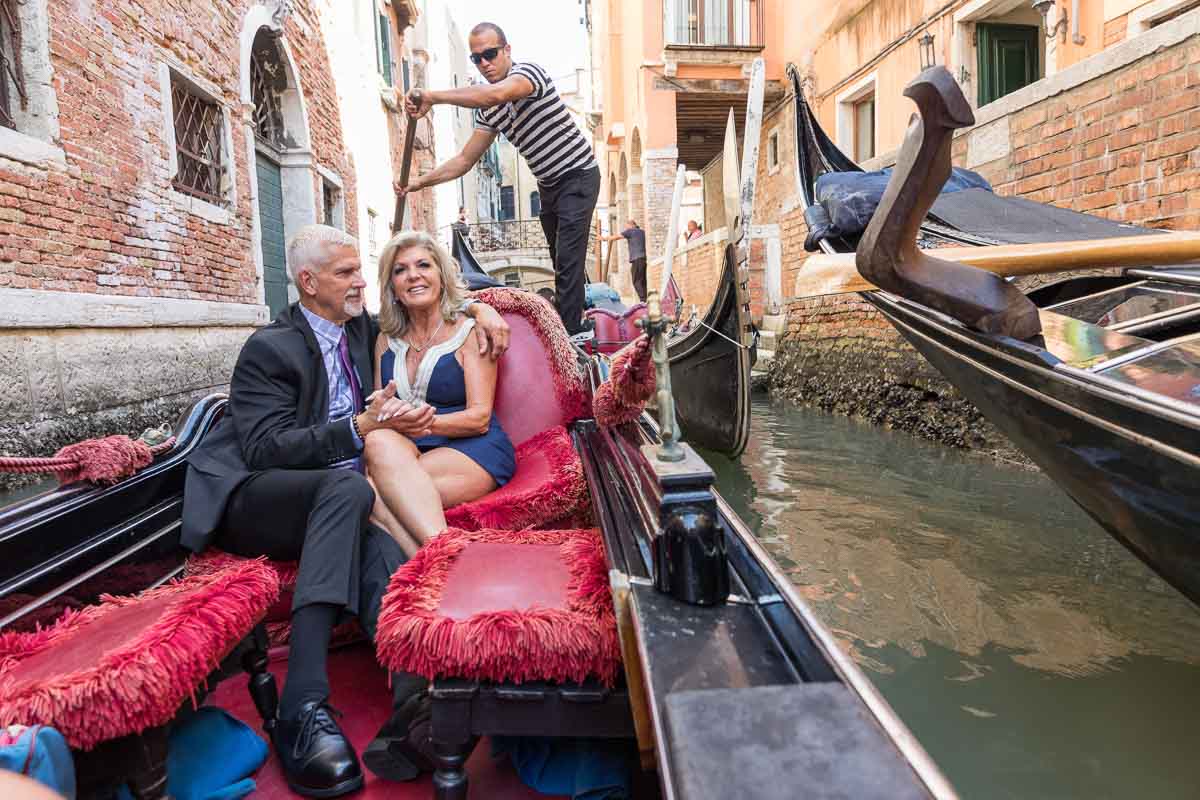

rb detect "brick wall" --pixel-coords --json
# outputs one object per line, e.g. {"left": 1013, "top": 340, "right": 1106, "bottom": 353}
{"left": 642, "top": 153, "right": 678, "bottom": 262}
{"left": 959, "top": 38, "right": 1200, "bottom": 232}
{"left": 0, "top": 0, "right": 357, "bottom": 304}
{"left": 647, "top": 231, "right": 725, "bottom": 312}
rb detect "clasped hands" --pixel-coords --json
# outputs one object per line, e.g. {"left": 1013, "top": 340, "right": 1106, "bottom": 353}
{"left": 357, "top": 381, "right": 434, "bottom": 439}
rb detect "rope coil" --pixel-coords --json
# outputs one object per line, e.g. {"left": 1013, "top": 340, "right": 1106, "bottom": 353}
{"left": 0, "top": 433, "right": 177, "bottom": 485}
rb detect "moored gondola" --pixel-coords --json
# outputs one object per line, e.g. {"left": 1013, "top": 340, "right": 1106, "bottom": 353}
{"left": 0, "top": 282, "right": 953, "bottom": 798}
{"left": 792, "top": 64, "right": 1200, "bottom": 608}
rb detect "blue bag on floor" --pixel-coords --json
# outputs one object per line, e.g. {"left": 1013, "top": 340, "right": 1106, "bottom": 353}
{"left": 493, "top": 736, "right": 631, "bottom": 800}
{"left": 118, "top": 707, "right": 268, "bottom": 800}
{"left": 0, "top": 725, "right": 76, "bottom": 799}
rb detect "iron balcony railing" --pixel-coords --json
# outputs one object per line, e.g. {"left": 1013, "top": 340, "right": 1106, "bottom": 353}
{"left": 447, "top": 218, "right": 599, "bottom": 259}
{"left": 457, "top": 219, "right": 548, "bottom": 252}
{"left": 665, "top": 0, "right": 764, "bottom": 48}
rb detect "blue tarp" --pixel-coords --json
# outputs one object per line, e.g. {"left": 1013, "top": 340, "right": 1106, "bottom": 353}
{"left": 803, "top": 167, "right": 992, "bottom": 251}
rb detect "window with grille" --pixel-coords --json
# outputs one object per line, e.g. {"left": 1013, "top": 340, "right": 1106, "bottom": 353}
{"left": 368, "top": 209, "right": 379, "bottom": 255}
{"left": 0, "top": 0, "right": 27, "bottom": 131}
{"left": 503, "top": 271, "right": 520, "bottom": 287}
{"left": 251, "top": 34, "right": 288, "bottom": 150}
{"left": 376, "top": 12, "right": 393, "bottom": 86}
{"left": 171, "top": 73, "right": 227, "bottom": 206}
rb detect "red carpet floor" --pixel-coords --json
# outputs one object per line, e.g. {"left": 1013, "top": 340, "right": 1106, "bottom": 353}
{"left": 208, "top": 643, "right": 561, "bottom": 799}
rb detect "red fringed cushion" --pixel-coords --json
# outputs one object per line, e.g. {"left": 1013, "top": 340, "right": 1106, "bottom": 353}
{"left": 375, "top": 527, "right": 620, "bottom": 687}
{"left": 593, "top": 335, "right": 655, "bottom": 427}
{"left": 0, "top": 560, "right": 280, "bottom": 750}
{"left": 186, "top": 550, "right": 298, "bottom": 624}
{"left": 445, "top": 426, "right": 588, "bottom": 531}
{"left": 475, "top": 288, "right": 590, "bottom": 444}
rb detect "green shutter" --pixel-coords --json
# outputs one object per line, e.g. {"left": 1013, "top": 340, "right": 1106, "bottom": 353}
{"left": 376, "top": 13, "right": 393, "bottom": 87}
{"left": 976, "top": 23, "right": 1038, "bottom": 106}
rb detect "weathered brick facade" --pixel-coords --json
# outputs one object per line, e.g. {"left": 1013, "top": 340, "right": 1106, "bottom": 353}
{"left": 0, "top": 0, "right": 422, "bottom": 487}
{"left": 0, "top": 1, "right": 356, "bottom": 302}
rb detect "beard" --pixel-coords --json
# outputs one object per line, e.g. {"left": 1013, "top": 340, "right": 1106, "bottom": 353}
{"left": 343, "top": 295, "right": 365, "bottom": 317}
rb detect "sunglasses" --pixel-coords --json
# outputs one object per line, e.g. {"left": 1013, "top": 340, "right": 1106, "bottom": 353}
{"left": 469, "top": 47, "right": 502, "bottom": 65}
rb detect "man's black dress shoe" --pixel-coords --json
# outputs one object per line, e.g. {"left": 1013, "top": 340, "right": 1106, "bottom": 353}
{"left": 362, "top": 691, "right": 435, "bottom": 782}
{"left": 271, "top": 701, "right": 364, "bottom": 798}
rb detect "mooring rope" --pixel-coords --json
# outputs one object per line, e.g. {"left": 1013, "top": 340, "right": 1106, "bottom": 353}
{"left": 0, "top": 433, "right": 177, "bottom": 485}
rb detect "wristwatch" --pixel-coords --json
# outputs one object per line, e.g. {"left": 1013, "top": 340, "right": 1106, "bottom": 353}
{"left": 458, "top": 298, "right": 478, "bottom": 314}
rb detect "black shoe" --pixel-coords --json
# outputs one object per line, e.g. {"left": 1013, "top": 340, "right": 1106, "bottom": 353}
{"left": 362, "top": 691, "right": 435, "bottom": 782}
{"left": 271, "top": 701, "right": 364, "bottom": 798}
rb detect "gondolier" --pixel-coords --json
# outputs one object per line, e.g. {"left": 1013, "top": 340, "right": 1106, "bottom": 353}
{"left": 397, "top": 21, "right": 600, "bottom": 343}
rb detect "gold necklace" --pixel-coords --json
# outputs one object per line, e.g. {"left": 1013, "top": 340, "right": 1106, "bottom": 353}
{"left": 408, "top": 317, "right": 444, "bottom": 352}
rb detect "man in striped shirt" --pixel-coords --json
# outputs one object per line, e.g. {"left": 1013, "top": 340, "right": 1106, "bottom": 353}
{"left": 398, "top": 22, "right": 600, "bottom": 342}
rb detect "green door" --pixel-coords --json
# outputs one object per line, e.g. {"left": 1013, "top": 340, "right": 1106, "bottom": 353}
{"left": 256, "top": 152, "right": 289, "bottom": 319}
{"left": 976, "top": 24, "right": 1039, "bottom": 107}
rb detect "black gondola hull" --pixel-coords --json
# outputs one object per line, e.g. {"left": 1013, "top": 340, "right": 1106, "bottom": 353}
{"left": 667, "top": 245, "right": 753, "bottom": 457}
{"left": 868, "top": 294, "right": 1200, "bottom": 606}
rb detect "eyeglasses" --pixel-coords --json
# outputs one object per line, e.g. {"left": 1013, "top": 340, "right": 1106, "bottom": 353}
{"left": 469, "top": 47, "right": 502, "bottom": 65}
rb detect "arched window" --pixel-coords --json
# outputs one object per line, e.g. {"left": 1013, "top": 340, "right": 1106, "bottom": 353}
{"left": 250, "top": 31, "right": 289, "bottom": 150}
{"left": 529, "top": 190, "right": 541, "bottom": 216}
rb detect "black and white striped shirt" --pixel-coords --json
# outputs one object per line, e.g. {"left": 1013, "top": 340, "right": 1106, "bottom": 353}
{"left": 474, "top": 62, "right": 597, "bottom": 186}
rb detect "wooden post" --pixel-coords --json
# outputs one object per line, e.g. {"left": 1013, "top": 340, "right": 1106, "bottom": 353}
{"left": 594, "top": 216, "right": 603, "bottom": 283}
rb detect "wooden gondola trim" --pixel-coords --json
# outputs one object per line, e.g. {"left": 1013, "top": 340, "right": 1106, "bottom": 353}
{"left": 796, "top": 232, "right": 1200, "bottom": 299}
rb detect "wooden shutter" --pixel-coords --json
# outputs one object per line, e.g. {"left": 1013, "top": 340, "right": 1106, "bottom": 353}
{"left": 976, "top": 23, "right": 1038, "bottom": 106}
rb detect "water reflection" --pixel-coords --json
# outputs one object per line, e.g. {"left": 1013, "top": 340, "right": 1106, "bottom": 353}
{"left": 707, "top": 399, "right": 1200, "bottom": 799}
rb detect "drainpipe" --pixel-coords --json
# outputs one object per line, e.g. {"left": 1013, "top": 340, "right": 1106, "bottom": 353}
{"left": 1071, "top": 0, "right": 1086, "bottom": 45}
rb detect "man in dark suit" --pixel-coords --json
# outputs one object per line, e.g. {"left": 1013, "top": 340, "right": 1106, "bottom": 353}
{"left": 182, "top": 224, "right": 510, "bottom": 797}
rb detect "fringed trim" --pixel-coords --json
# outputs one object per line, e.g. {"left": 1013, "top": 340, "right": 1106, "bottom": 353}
{"left": 476, "top": 288, "right": 590, "bottom": 423}
{"left": 184, "top": 551, "right": 300, "bottom": 588}
{"left": 375, "top": 527, "right": 620, "bottom": 687}
{"left": 594, "top": 335, "right": 655, "bottom": 427}
{"left": 445, "top": 426, "right": 588, "bottom": 532}
{"left": 0, "top": 560, "right": 280, "bottom": 750}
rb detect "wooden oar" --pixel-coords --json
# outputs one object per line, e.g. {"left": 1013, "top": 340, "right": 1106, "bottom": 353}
{"left": 392, "top": 89, "right": 422, "bottom": 232}
{"left": 795, "top": 232, "right": 1200, "bottom": 298}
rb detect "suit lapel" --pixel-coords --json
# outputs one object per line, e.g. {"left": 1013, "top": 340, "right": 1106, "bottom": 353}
{"left": 290, "top": 306, "right": 329, "bottom": 421}
{"left": 347, "top": 315, "right": 373, "bottom": 409}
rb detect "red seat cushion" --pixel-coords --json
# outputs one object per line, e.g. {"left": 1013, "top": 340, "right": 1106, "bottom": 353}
{"left": 375, "top": 527, "right": 620, "bottom": 686}
{"left": 445, "top": 425, "right": 588, "bottom": 531}
{"left": 479, "top": 288, "right": 589, "bottom": 445}
{"left": 585, "top": 305, "right": 650, "bottom": 356}
{"left": 0, "top": 560, "right": 280, "bottom": 750}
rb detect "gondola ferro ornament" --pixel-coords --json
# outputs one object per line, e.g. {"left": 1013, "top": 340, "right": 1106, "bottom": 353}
{"left": 856, "top": 66, "right": 1042, "bottom": 340}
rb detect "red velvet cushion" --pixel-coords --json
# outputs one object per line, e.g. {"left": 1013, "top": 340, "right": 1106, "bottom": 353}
{"left": 445, "top": 426, "right": 588, "bottom": 531}
{"left": 186, "top": 550, "right": 298, "bottom": 624}
{"left": 375, "top": 527, "right": 620, "bottom": 686}
{"left": 0, "top": 560, "right": 280, "bottom": 750}
{"left": 477, "top": 288, "right": 589, "bottom": 446}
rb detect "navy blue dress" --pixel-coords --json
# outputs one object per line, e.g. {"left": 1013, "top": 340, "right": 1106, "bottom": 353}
{"left": 379, "top": 320, "right": 515, "bottom": 487}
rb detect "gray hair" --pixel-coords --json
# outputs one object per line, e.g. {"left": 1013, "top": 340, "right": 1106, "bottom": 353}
{"left": 285, "top": 224, "right": 358, "bottom": 284}
{"left": 377, "top": 230, "right": 467, "bottom": 338}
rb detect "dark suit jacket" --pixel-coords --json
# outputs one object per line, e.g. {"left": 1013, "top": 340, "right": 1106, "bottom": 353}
{"left": 181, "top": 303, "right": 377, "bottom": 552}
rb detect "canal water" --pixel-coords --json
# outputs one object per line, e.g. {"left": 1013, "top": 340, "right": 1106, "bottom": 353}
{"left": 706, "top": 397, "right": 1200, "bottom": 799}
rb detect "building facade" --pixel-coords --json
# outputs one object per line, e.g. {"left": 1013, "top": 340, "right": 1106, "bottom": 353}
{"left": 0, "top": 0, "right": 428, "bottom": 481}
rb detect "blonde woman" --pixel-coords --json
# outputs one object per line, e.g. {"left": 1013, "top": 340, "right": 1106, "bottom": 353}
{"left": 364, "top": 231, "right": 515, "bottom": 556}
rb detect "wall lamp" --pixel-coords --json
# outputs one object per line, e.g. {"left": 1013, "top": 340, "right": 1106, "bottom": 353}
{"left": 1032, "top": 0, "right": 1069, "bottom": 42}
{"left": 918, "top": 32, "right": 936, "bottom": 70}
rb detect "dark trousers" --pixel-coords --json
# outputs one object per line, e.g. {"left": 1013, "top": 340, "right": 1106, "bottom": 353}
{"left": 217, "top": 468, "right": 405, "bottom": 641}
{"left": 538, "top": 167, "right": 601, "bottom": 335}
{"left": 630, "top": 257, "right": 648, "bottom": 303}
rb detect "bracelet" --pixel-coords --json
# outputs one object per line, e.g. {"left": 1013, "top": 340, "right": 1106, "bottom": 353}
{"left": 458, "top": 298, "right": 478, "bottom": 315}
{"left": 351, "top": 413, "right": 365, "bottom": 440}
